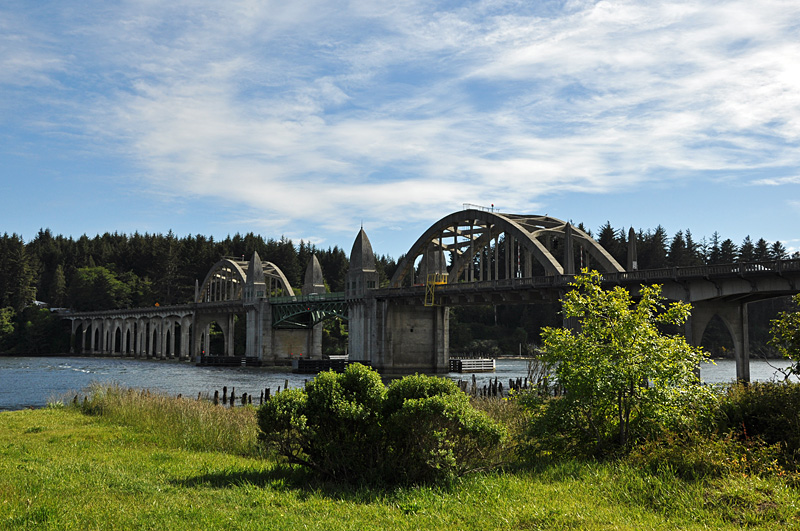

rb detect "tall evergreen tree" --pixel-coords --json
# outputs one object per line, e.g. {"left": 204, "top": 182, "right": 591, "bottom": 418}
{"left": 49, "top": 265, "right": 67, "bottom": 307}
{"left": 754, "top": 238, "right": 771, "bottom": 261}
{"left": 720, "top": 239, "right": 738, "bottom": 263}
{"left": 771, "top": 241, "right": 788, "bottom": 260}
{"left": 739, "top": 236, "right": 755, "bottom": 262}
{"left": 668, "top": 230, "right": 687, "bottom": 267}
{"left": 638, "top": 226, "right": 668, "bottom": 269}
{"left": 684, "top": 229, "right": 703, "bottom": 266}
{"left": 4, "top": 235, "right": 37, "bottom": 312}
{"left": 708, "top": 232, "right": 722, "bottom": 264}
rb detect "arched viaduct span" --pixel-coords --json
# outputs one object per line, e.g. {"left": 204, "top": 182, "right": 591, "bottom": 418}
{"left": 67, "top": 207, "right": 800, "bottom": 381}
{"left": 67, "top": 252, "right": 326, "bottom": 362}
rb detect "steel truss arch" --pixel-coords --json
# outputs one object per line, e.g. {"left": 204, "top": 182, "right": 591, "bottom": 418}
{"left": 271, "top": 297, "right": 348, "bottom": 329}
{"left": 389, "top": 209, "right": 625, "bottom": 288}
{"left": 197, "top": 257, "right": 294, "bottom": 303}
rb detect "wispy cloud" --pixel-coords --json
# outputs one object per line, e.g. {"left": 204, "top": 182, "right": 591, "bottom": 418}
{"left": 753, "top": 176, "right": 800, "bottom": 186}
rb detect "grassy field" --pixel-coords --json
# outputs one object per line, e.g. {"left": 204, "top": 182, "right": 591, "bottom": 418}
{"left": 2, "top": 394, "right": 800, "bottom": 530}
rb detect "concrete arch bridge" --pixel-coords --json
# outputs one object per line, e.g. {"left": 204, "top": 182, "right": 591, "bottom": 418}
{"left": 66, "top": 208, "right": 800, "bottom": 381}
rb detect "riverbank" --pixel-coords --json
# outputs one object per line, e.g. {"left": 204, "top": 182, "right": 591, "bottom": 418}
{"left": 1, "top": 356, "right": 795, "bottom": 411}
{"left": 2, "top": 406, "right": 798, "bottom": 530}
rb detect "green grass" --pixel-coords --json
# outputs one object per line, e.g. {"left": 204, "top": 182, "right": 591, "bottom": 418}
{"left": 1, "top": 391, "right": 799, "bottom": 530}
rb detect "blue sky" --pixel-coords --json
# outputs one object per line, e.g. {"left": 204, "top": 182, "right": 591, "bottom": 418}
{"left": 2, "top": 0, "right": 799, "bottom": 260}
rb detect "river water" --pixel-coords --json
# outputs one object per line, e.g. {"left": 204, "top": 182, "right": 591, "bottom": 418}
{"left": 0, "top": 356, "right": 795, "bottom": 411}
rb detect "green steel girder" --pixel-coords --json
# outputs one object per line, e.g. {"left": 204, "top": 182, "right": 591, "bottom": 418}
{"left": 271, "top": 296, "right": 348, "bottom": 329}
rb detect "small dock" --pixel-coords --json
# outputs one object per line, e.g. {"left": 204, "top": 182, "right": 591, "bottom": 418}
{"left": 449, "top": 358, "right": 496, "bottom": 373}
{"left": 197, "top": 356, "right": 262, "bottom": 367}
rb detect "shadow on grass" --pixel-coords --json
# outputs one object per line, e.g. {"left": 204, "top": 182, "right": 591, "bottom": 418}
{"left": 171, "top": 462, "right": 464, "bottom": 504}
{"left": 173, "top": 463, "right": 311, "bottom": 490}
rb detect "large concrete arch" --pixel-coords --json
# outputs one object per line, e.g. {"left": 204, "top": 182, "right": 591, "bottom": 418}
{"left": 197, "top": 257, "right": 294, "bottom": 302}
{"left": 390, "top": 209, "right": 625, "bottom": 287}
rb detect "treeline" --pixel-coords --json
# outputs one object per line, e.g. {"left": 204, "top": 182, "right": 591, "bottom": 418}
{"left": 0, "top": 229, "right": 398, "bottom": 312}
{"left": 591, "top": 222, "right": 795, "bottom": 269}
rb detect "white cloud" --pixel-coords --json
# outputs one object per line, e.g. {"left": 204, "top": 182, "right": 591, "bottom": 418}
{"left": 753, "top": 176, "right": 800, "bottom": 186}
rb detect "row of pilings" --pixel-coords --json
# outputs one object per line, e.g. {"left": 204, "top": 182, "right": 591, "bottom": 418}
{"left": 185, "top": 373, "right": 563, "bottom": 406}
{"left": 71, "top": 373, "right": 559, "bottom": 409}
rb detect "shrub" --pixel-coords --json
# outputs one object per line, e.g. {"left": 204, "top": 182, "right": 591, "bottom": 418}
{"left": 625, "top": 430, "right": 784, "bottom": 481}
{"left": 385, "top": 379, "right": 506, "bottom": 484}
{"left": 716, "top": 382, "right": 800, "bottom": 470}
{"left": 257, "top": 364, "right": 505, "bottom": 485}
{"left": 383, "top": 372, "right": 462, "bottom": 415}
{"left": 528, "top": 270, "right": 711, "bottom": 457}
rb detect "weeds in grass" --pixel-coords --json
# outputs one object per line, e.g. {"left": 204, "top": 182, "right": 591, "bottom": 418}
{"left": 71, "top": 383, "right": 260, "bottom": 457}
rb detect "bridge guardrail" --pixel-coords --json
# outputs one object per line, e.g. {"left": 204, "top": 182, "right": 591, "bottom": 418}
{"left": 270, "top": 292, "right": 345, "bottom": 304}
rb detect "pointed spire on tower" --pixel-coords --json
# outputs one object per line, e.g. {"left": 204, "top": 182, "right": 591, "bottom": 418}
{"left": 247, "top": 251, "right": 266, "bottom": 284}
{"left": 303, "top": 255, "right": 326, "bottom": 295}
{"left": 347, "top": 228, "right": 379, "bottom": 298}
{"left": 349, "top": 228, "right": 376, "bottom": 273}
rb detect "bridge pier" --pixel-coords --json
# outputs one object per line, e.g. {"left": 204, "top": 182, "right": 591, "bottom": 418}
{"left": 689, "top": 300, "right": 751, "bottom": 383}
{"left": 347, "top": 229, "right": 450, "bottom": 374}
{"left": 372, "top": 301, "right": 449, "bottom": 374}
{"left": 243, "top": 253, "right": 325, "bottom": 364}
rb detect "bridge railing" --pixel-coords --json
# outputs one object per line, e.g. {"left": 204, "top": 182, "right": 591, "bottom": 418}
{"left": 65, "top": 303, "right": 198, "bottom": 319}
{"left": 602, "top": 259, "right": 800, "bottom": 284}
{"left": 270, "top": 292, "right": 346, "bottom": 304}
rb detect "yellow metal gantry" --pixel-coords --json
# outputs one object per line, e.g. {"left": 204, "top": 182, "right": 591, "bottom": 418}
{"left": 424, "top": 273, "right": 448, "bottom": 306}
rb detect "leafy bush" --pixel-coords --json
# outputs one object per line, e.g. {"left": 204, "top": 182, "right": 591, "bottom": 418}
{"left": 257, "top": 364, "right": 505, "bottom": 485}
{"left": 523, "top": 271, "right": 712, "bottom": 457}
{"left": 385, "top": 377, "right": 506, "bottom": 484}
{"left": 383, "top": 372, "right": 462, "bottom": 415}
{"left": 715, "top": 382, "right": 800, "bottom": 470}
{"left": 769, "top": 294, "right": 800, "bottom": 377}
{"left": 625, "top": 430, "right": 784, "bottom": 481}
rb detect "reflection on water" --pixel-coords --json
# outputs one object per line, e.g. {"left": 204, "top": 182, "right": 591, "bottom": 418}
{"left": 0, "top": 356, "right": 795, "bottom": 411}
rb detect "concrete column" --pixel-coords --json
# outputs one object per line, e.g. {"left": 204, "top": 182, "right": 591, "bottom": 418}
{"left": 261, "top": 302, "right": 274, "bottom": 362}
{"left": 139, "top": 320, "right": 147, "bottom": 357}
{"left": 169, "top": 319, "right": 176, "bottom": 358}
{"left": 479, "top": 244, "right": 484, "bottom": 282}
{"left": 226, "top": 313, "right": 236, "bottom": 356}
{"left": 245, "top": 306, "right": 261, "bottom": 358}
{"left": 181, "top": 316, "right": 192, "bottom": 360}
{"left": 152, "top": 323, "right": 160, "bottom": 359}
{"left": 525, "top": 250, "right": 533, "bottom": 277}
{"left": 504, "top": 234, "right": 509, "bottom": 279}
{"left": 564, "top": 224, "right": 575, "bottom": 275}
{"left": 89, "top": 321, "right": 96, "bottom": 353}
